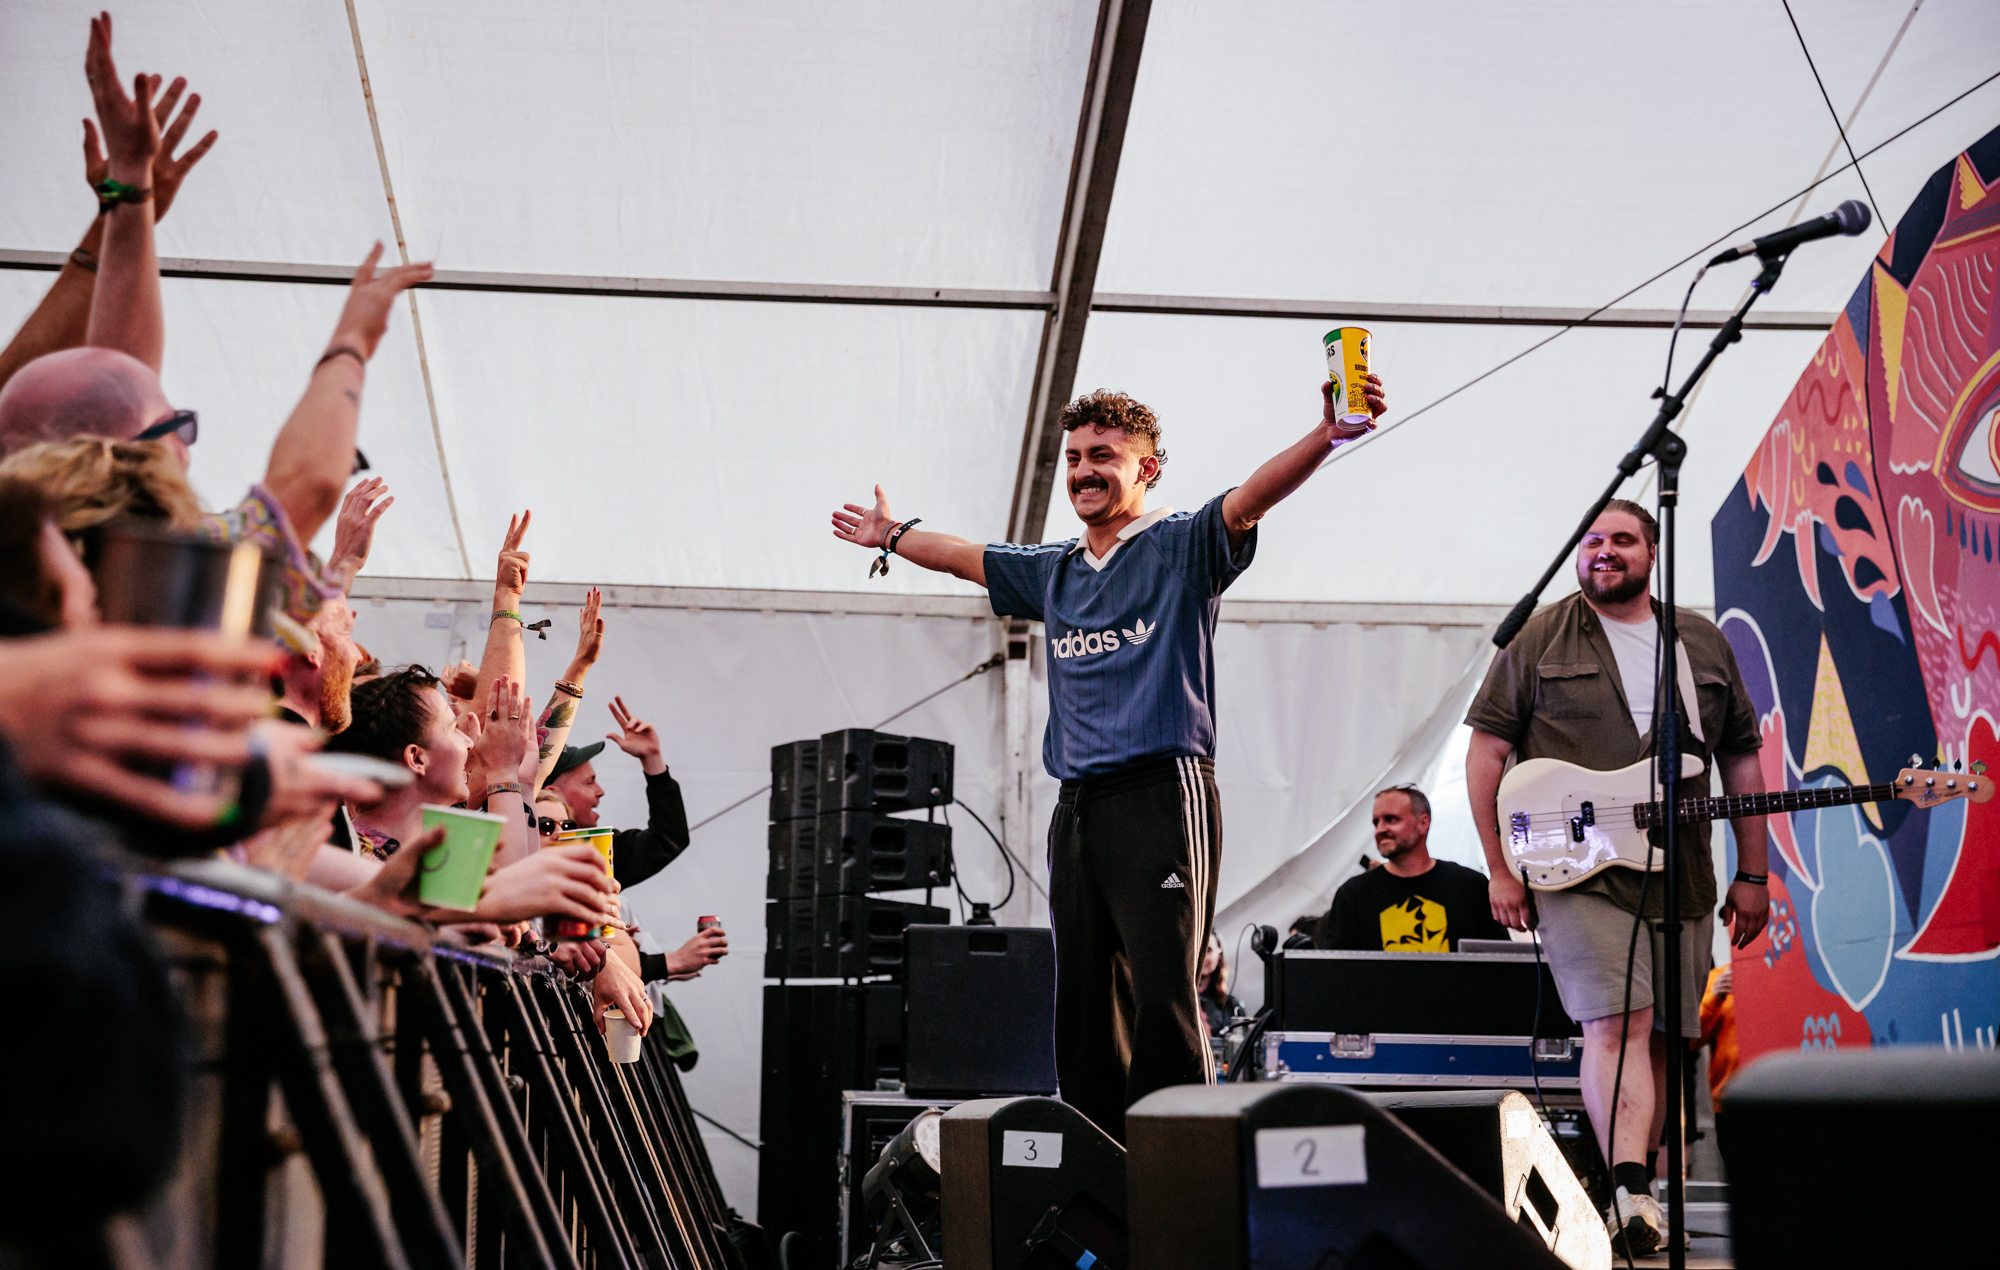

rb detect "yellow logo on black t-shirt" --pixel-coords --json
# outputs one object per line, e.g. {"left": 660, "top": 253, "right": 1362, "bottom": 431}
{"left": 1378, "top": 896, "right": 1449, "bottom": 952}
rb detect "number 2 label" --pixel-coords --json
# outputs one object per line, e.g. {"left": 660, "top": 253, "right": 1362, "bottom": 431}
{"left": 1254, "top": 1126, "right": 1366, "bottom": 1188}
{"left": 1002, "top": 1130, "right": 1063, "bottom": 1169}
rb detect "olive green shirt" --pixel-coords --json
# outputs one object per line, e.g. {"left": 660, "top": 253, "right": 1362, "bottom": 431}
{"left": 1464, "top": 593, "right": 1761, "bottom": 917}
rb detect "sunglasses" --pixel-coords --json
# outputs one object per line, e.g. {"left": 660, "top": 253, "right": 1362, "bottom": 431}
{"left": 536, "top": 816, "right": 578, "bottom": 837}
{"left": 135, "top": 409, "right": 197, "bottom": 446}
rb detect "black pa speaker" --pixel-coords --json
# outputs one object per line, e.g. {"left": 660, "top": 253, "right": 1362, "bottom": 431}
{"left": 818, "top": 728, "right": 954, "bottom": 813}
{"left": 767, "top": 817, "right": 819, "bottom": 900}
{"left": 811, "top": 898, "right": 949, "bottom": 978}
{"left": 762, "top": 898, "right": 816, "bottom": 978}
{"left": 817, "top": 810, "right": 954, "bottom": 894}
{"left": 904, "top": 926, "right": 1056, "bottom": 1097}
{"left": 941, "top": 1097, "right": 1127, "bottom": 1270}
{"left": 1723, "top": 1048, "right": 2000, "bottom": 1267}
{"left": 770, "top": 738, "right": 821, "bottom": 821}
{"left": 1365, "top": 1091, "right": 1608, "bottom": 1270}
{"left": 1125, "top": 1083, "right": 1568, "bottom": 1270}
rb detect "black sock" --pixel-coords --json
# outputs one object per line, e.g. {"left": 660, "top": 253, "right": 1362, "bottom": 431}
{"left": 1613, "top": 1162, "right": 1651, "bottom": 1197}
{"left": 1647, "top": 1150, "right": 1660, "bottom": 1180}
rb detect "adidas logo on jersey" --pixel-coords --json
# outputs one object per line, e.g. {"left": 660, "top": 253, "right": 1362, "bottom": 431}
{"left": 1161, "top": 871, "right": 1186, "bottom": 889}
{"left": 1049, "top": 616, "right": 1155, "bottom": 660}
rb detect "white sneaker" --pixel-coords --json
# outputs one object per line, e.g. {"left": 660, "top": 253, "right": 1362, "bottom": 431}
{"left": 1605, "top": 1185, "right": 1664, "bottom": 1257}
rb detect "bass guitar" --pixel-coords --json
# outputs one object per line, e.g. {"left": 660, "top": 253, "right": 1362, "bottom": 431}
{"left": 1497, "top": 756, "right": 1991, "bottom": 891}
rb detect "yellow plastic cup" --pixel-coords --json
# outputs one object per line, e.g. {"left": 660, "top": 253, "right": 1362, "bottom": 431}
{"left": 553, "top": 826, "right": 616, "bottom": 938}
{"left": 1323, "top": 326, "right": 1373, "bottom": 427}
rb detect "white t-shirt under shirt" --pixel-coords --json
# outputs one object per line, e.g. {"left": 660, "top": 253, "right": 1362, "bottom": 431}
{"left": 1600, "top": 612, "right": 1661, "bottom": 738}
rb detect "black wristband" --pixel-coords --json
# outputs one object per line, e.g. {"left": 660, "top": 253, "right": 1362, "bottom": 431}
{"left": 315, "top": 346, "right": 365, "bottom": 372}
{"left": 1733, "top": 870, "right": 1768, "bottom": 886}
{"left": 885, "top": 517, "right": 922, "bottom": 556}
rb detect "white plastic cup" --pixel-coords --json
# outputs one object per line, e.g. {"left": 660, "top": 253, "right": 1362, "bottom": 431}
{"left": 602, "top": 1008, "right": 644, "bottom": 1064}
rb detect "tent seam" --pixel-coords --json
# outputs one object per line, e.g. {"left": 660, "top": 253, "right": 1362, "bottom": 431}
{"left": 342, "top": 0, "right": 473, "bottom": 579}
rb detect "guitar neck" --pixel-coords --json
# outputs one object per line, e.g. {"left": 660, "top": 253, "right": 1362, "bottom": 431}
{"left": 1636, "top": 781, "right": 1900, "bottom": 827}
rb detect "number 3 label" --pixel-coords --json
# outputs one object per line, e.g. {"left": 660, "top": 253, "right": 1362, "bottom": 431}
{"left": 1254, "top": 1126, "right": 1366, "bottom": 1188}
{"left": 1001, "top": 1130, "right": 1063, "bottom": 1169}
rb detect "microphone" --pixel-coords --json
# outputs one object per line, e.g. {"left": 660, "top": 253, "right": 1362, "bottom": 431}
{"left": 1709, "top": 199, "right": 1870, "bottom": 265}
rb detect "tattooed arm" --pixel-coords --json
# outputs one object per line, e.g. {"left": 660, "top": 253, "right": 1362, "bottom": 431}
{"left": 532, "top": 587, "right": 604, "bottom": 794}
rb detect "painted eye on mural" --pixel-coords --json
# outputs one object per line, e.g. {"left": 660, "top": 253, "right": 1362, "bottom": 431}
{"left": 1954, "top": 401, "right": 2000, "bottom": 486}
{"left": 1938, "top": 357, "right": 2000, "bottom": 512}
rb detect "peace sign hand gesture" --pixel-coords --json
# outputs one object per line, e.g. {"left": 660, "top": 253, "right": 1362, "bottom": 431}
{"left": 496, "top": 510, "right": 532, "bottom": 594}
{"left": 607, "top": 695, "right": 666, "bottom": 776}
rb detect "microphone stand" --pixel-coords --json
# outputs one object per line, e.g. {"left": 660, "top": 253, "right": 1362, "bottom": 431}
{"left": 1493, "top": 250, "right": 1790, "bottom": 1270}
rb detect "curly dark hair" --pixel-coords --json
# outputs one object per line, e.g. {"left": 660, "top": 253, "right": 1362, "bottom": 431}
{"left": 1059, "top": 390, "right": 1167, "bottom": 490}
{"left": 326, "top": 664, "right": 442, "bottom": 763}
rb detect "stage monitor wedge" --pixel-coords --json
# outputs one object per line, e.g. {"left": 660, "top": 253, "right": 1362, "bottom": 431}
{"left": 819, "top": 728, "right": 954, "bottom": 813}
{"left": 1724, "top": 1047, "right": 2000, "bottom": 1268}
{"left": 941, "top": 1097, "right": 1127, "bottom": 1270}
{"left": 1364, "top": 1091, "right": 1609, "bottom": 1270}
{"left": 1125, "top": 1083, "right": 1568, "bottom": 1270}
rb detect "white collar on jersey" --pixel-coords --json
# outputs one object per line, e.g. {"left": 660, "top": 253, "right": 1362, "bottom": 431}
{"left": 1071, "top": 505, "right": 1175, "bottom": 571}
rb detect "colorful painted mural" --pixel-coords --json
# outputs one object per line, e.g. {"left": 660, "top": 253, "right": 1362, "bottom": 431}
{"left": 1714, "top": 123, "right": 2000, "bottom": 1062}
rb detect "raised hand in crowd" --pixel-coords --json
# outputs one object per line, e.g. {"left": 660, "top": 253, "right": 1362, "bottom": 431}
{"left": 0, "top": 627, "right": 277, "bottom": 829}
{"left": 607, "top": 693, "right": 666, "bottom": 776}
{"left": 264, "top": 244, "right": 433, "bottom": 547}
{"left": 472, "top": 510, "right": 533, "bottom": 710}
{"left": 665, "top": 923, "right": 729, "bottom": 981}
{"left": 324, "top": 477, "right": 393, "bottom": 593}
{"left": 84, "top": 73, "right": 215, "bottom": 224}
{"left": 532, "top": 587, "right": 603, "bottom": 790}
{"left": 81, "top": 11, "right": 165, "bottom": 372}
{"left": 467, "top": 673, "right": 538, "bottom": 865}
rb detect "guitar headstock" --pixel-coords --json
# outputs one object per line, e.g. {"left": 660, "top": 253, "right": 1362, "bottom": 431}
{"left": 1892, "top": 766, "right": 1994, "bottom": 809}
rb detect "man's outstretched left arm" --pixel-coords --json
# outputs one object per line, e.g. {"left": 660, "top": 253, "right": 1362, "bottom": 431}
{"left": 1220, "top": 375, "right": 1386, "bottom": 550}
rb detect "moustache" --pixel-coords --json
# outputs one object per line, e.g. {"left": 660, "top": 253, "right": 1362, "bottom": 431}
{"left": 1070, "top": 478, "right": 1108, "bottom": 495}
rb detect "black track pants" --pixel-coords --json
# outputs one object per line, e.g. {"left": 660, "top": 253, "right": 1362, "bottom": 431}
{"left": 1048, "top": 755, "right": 1220, "bottom": 1143}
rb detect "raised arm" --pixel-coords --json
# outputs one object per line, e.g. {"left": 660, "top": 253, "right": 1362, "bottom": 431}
{"left": 532, "top": 588, "right": 603, "bottom": 792}
{"left": 322, "top": 477, "right": 393, "bottom": 593}
{"left": 832, "top": 484, "right": 987, "bottom": 586}
{"left": 79, "top": 14, "right": 163, "bottom": 372}
{"left": 1219, "top": 375, "right": 1386, "bottom": 551}
{"left": 262, "top": 244, "right": 433, "bottom": 545}
{"left": 473, "top": 511, "right": 532, "bottom": 711}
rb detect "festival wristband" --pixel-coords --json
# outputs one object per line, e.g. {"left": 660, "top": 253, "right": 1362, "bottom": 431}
{"left": 1733, "top": 870, "right": 1768, "bottom": 886}
{"left": 94, "top": 177, "right": 152, "bottom": 213}
{"left": 69, "top": 247, "right": 99, "bottom": 273}
{"left": 492, "top": 609, "right": 524, "bottom": 626}
{"left": 871, "top": 517, "right": 923, "bottom": 579}
{"left": 485, "top": 782, "right": 526, "bottom": 799}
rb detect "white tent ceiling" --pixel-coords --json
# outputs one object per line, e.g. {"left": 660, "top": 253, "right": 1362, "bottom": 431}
{"left": 5, "top": 1, "right": 1998, "bottom": 608}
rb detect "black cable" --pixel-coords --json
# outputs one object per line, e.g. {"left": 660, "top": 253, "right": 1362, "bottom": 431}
{"left": 1781, "top": 0, "right": 1885, "bottom": 231}
{"left": 1524, "top": 881, "right": 1549, "bottom": 1119}
{"left": 1379, "top": 65, "right": 1999, "bottom": 438}
{"left": 953, "top": 798, "right": 1016, "bottom": 910}
{"left": 1660, "top": 265, "right": 1709, "bottom": 399}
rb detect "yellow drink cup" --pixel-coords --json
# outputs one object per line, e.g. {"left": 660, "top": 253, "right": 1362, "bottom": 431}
{"left": 551, "top": 826, "right": 616, "bottom": 939}
{"left": 1323, "top": 326, "right": 1373, "bottom": 427}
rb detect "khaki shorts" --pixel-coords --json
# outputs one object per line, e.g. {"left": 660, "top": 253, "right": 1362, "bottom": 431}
{"left": 1533, "top": 886, "right": 1712, "bottom": 1038}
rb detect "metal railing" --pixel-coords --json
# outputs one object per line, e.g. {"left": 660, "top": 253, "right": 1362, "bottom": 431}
{"left": 137, "top": 857, "right": 757, "bottom": 1270}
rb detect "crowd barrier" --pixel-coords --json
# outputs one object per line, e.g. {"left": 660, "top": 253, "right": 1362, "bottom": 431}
{"left": 133, "top": 858, "right": 764, "bottom": 1270}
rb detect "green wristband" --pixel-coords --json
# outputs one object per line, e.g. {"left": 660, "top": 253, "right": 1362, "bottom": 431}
{"left": 492, "top": 609, "right": 524, "bottom": 626}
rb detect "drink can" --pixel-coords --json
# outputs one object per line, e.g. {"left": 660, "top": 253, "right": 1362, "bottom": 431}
{"left": 1322, "top": 326, "right": 1373, "bottom": 427}
{"left": 697, "top": 915, "right": 721, "bottom": 931}
{"left": 549, "top": 827, "right": 616, "bottom": 940}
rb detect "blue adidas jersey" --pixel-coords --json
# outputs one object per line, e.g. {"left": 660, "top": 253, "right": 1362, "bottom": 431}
{"left": 985, "top": 494, "right": 1255, "bottom": 779}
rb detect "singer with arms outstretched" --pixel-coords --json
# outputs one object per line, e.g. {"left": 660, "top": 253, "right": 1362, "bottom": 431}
{"left": 831, "top": 375, "right": 1386, "bottom": 1141}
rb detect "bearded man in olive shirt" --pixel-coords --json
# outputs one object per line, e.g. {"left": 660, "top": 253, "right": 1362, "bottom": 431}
{"left": 1463, "top": 499, "right": 1771, "bottom": 1257}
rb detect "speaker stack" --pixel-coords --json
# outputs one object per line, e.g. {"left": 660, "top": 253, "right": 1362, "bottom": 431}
{"left": 758, "top": 728, "right": 955, "bottom": 1264}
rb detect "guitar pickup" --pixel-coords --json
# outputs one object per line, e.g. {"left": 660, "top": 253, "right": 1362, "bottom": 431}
{"left": 1568, "top": 801, "right": 1595, "bottom": 843}
{"left": 1509, "top": 811, "right": 1529, "bottom": 844}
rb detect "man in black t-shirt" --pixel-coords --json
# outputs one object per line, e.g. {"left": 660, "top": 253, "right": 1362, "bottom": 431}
{"left": 1317, "top": 785, "right": 1507, "bottom": 952}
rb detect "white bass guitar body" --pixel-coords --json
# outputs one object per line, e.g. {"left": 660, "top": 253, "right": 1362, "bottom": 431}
{"left": 1498, "top": 755, "right": 1701, "bottom": 891}
{"left": 1498, "top": 755, "right": 1992, "bottom": 891}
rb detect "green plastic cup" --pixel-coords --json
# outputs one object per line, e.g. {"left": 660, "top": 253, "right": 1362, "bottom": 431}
{"left": 418, "top": 804, "right": 507, "bottom": 911}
